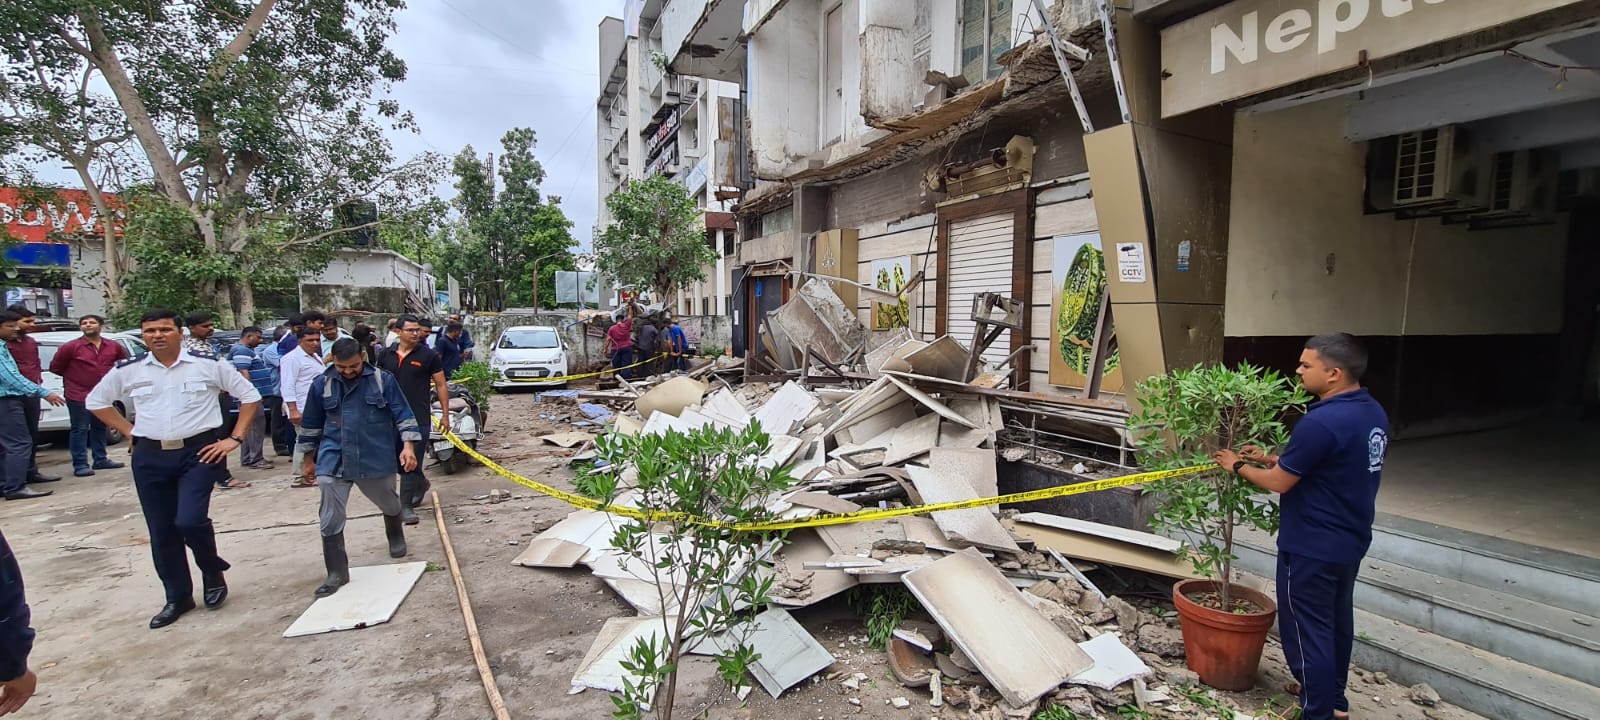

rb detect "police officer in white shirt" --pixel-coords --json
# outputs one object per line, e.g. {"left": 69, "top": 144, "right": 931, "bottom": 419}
{"left": 86, "top": 309, "right": 263, "bottom": 629}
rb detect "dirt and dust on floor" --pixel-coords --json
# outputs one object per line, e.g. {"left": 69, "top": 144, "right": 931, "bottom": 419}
{"left": 483, "top": 279, "right": 1489, "bottom": 720}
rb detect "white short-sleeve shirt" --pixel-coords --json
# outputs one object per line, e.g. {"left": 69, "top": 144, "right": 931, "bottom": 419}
{"left": 85, "top": 349, "right": 263, "bottom": 442}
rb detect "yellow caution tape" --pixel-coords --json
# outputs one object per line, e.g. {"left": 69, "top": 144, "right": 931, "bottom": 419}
{"left": 430, "top": 419, "right": 1204, "bottom": 531}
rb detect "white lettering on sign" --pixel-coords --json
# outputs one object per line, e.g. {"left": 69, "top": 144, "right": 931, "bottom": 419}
{"left": 1209, "top": 0, "right": 1453, "bottom": 74}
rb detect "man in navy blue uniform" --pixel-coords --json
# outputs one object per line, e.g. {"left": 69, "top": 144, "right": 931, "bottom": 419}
{"left": 88, "top": 309, "right": 262, "bottom": 629}
{"left": 297, "top": 338, "right": 421, "bottom": 597}
{"left": 1213, "top": 333, "right": 1388, "bottom": 720}
{"left": 0, "top": 530, "right": 37, "bottom": 714}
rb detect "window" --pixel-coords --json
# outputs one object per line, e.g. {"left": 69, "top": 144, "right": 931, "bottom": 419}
{"left": 498, "top": 329, "right": 560, "bottom": 349}
{"left": 722, "top": 229, "right": 734, "bottom": 256}
{"left": 756, "top": 207, "right": 793, "bottom": 237}
{"left": 702, "top": 297, "right": 711, "bottom": 316}
{"left": 961, "top": 0, "right": 1014, "bottom": 86}
{"left": 724, "top": 294, "right": 733, "bottom": 315}
{"left": 822, "top": 3, "right": 845, "bottom": 144}
{"left": 913, "top": 1, "right": 933, "bottom": 87}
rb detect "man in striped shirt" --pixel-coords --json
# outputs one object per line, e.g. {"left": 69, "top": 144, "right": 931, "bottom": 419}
{"left": 0, "top": 311, "right": 65, "bottom": 501}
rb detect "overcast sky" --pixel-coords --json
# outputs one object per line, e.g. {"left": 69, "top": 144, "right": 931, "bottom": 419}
{"left": 387, "top": 0, "right": 616, "bottom": 250}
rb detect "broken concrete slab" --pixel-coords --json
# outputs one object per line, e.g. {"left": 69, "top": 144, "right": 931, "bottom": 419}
{"left": 901, "top": 549, "right": 1094, "bottom": 706}
{"left": 931, "top": 446, "right": 998, "bottom": 501}
{"left": 1067, "top": 632, "right": 1152, "bottom": 690}
{"left": 611, "top": 414, "right": 643, "bottom": 437}
{"left": 883, "top": 374, "right": 979, "bottom": 429}
{"left": 785, "top": 490, "right": 863, "bottom": 515}
{"left": 571, "top": 616, "right": 670, "bottom": 693}
{"left": 770, "top": 530, "right": 858, "bottom": 607}
{"left": 634, "top": 375, "right": 709, "bottom": 420}
{"left": 888, "top": 637, "right": 938, "bottom": 687}
{"left": 752, "top": 381, "right": 821, "bottom": 437}
{"left": 899, "top": 515, "right": 976, "bottom": 552}
{"left": 538, "top": 431, "right": 596, "bottom": 448}
{"left": 816, "top": 518, "right": 905, "bottom": 556}
{"left": 526, "top": 510, "right": 619, "bottom": 565}
{"left": 881, "top": 412, "right": 941, "bottom": 466}
{"left": 1013, "top": 513, "right": 1183, "bottom": 553}
{"left": 906, "top": 465, "right": 1020, "bottom": 553}
{"left": 904, "top": 335, "right": 971, "bottom": 381}
{"left": 511, "top": 538, "right": 590, "bottom": 568}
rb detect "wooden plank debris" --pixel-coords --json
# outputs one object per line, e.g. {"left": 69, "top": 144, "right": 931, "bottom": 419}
{"left": 901, "top": 549, "right": 1094, "bottom": 706}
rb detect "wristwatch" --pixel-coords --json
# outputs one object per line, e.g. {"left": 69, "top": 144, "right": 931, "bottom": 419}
{"left": 1232, "top": 460, "right": 1248, "bottom": 475}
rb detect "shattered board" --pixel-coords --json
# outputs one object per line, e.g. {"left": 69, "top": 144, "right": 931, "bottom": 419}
{"left": 283, "top": 562, "right": 427, "bottom": 638}
{"left": 572, "top": 616, "right": 672, "bottom": 693}
{"left": 1068, "top": 632, "right": 1152, "bottom": 690}
{"left": 698, "top": 608, "right": 836, "bottom": 698}
{"left": 901, "top": 550, "right": 1093, "bottom": 706}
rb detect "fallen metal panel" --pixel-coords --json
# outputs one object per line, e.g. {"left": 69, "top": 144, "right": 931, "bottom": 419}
{"left": 906, "top": 465, "right": 1020, "bottom": 553}
{"left": 283, "top": 562, "right": 427, "bottom": 638}
{"left": 901, "top": 549, "right": 1094, "bottom": 706}
{"left": 1013, "top": 512, "right": 1183, "bottom": 553}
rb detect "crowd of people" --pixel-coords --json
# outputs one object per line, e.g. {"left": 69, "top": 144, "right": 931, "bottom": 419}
{"left": 599, "top": 311, "right": 689, "bottom": 379}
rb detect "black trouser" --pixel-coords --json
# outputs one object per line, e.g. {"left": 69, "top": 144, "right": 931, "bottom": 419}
{"left": 262, "top": 395, "right": 290, "bottom": 455}
{"left": 20, "top": 396, "right": 40, "bottom": 478}
{"left": 131, "top": 431, "right": 230, "bottom": 603}
{"left": 0, "top": 398, "right": 34, "bottom": 495}
{"left": 398, "top": 405, "right": 430, "bottom": 508}
{"left": 212, "top": 395, "right": 231, "bottom": 485}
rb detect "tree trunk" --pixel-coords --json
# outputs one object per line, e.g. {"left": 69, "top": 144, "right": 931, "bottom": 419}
{"left": 235, "top": 279, "right": 257, "bottom": 325}
{"left": 77, "top": 12, "right": 190, "bottom": 206}
{"left": 68, "top": 160, "right": 123, "bottom": 310}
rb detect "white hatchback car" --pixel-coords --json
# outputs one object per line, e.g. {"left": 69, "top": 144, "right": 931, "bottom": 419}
{"left": 34, "top": 330, "right": 149, "bottom": 438}
{"left": 490, "top": 325, "right": 568, "bottom": 389}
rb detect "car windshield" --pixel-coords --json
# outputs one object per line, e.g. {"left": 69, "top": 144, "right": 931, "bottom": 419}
{"left": 499, "top": 329, "right": 559, "bottom": 349}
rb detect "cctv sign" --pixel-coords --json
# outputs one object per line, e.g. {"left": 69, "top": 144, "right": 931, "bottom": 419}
{"left": 1159, "top": 0, "right": 1584, "bottom": 117}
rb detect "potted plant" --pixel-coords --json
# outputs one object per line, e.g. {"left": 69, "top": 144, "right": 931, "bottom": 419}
{"left": 1130, "top": 363, "right": 1310, "bottom": 691}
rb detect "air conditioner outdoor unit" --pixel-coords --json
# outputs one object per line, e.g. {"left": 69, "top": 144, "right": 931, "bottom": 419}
{"left": 1558, "top": 167, "right": 1600, "bottom": 210}
{"left": 1391, "top": 126, "right": 1487, "bottom": 209}
{"left": 1467, "top": 149, "right": 1559, "bottom": 228}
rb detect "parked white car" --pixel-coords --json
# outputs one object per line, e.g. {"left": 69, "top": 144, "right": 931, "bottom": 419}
{"left": 490, "top": 326, "right": 568, "bottom": 389}
{"left": 34, "top": 331, "right": 149, "bottom": 439}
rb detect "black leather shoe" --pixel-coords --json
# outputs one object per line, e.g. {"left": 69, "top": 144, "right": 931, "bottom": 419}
{"left": 4, "top": 488, "right": 52, "bottom": 500}
{"left": 26, "top": 474, "right": 61, "bottom": 484}
{"left": 202, "top": 572, "right": 227, "bottom": 609}
{"left": 149, "top": 598, "right": 196, "bottom": 629}
{"left": 93, "top": 460, "right": 125, "bottom": 470}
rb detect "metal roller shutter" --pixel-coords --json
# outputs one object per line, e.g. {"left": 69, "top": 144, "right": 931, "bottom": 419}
{"left": 946, "top": 212, "right": 1013, "bottom": 367}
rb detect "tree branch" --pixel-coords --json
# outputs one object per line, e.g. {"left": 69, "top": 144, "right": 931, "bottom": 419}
{"left": 210, "top": 0, "right": 280, "bottom": 81}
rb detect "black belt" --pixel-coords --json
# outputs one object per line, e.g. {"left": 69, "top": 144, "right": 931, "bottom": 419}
{"left": 133, "top": 430, "right": 219, "bottom": 452}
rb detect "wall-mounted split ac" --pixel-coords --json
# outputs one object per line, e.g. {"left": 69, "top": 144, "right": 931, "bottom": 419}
{"left": 1391, "top": 126, "right": 1488, "bottom": 211}
{"left": 1453, "top": 149, "right": 1559, "bottom": 229}
{"left": 1369, "top": 125, "right": 1562, "bottom": 228}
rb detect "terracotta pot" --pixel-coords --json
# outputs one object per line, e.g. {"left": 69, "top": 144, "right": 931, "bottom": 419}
{"left": 1171, "top": 578, "right": 1278, "bottom": 691}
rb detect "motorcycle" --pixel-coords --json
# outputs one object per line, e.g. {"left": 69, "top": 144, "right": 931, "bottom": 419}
{"left": 430, "top": 382, "right": 486, "bottom": 474}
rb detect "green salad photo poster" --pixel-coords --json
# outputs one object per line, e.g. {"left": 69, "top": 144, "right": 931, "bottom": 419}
{"left": 1049, "top": 233, "right": 1122, "bottom": 391}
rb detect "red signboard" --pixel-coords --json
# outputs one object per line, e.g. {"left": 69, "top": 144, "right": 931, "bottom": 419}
{"left": 0, "top": 188, "right": 121, "bottom": 244}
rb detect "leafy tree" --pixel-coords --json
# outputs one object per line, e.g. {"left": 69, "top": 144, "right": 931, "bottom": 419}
{"left": 577, "top": 424, "right": 790, "bottom": 720}
{"left": 596, "top": 174, "right": 714, "bottom": 302}
{"left": 0, "top": 0, "right": 443, "bottom": 324}
{"left": 446, "top": 128, "right": 575, "bottom": 311}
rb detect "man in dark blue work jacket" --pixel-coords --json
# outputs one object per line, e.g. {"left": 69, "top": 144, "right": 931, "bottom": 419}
{"left": 1213, "top": 333, "right": 1389, "bottom": 720}
{"left": 0, "top": 530, "right": 37, "bottom": 714}
{"left": 296, "top": 338, "right": 421, "bottom": 598}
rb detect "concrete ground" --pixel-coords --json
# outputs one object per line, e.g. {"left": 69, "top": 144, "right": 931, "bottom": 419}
{"left": 1382, "top": 420, "right": 1600, "bottom": 558}
{"left": 4, "top": 390, "right": 1490, "bottom": 719}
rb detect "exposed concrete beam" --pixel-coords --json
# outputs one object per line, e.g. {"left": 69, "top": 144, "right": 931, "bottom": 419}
{"left": 1558, "top": 140, "right": 1600, "bottom": 170}
{"left": 1345, "top": 53, "right": 1600, "bottom": 142}
{"left": 1472, "top": 99, "right": 1600, "bottom": 152}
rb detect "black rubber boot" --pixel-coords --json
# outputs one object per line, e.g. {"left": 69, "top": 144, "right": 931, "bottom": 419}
{"left": 384, "top": 514, "right": 407, "bottom": 558}
{"left": 315, "top": 534, "right": 349, "bottom": 597}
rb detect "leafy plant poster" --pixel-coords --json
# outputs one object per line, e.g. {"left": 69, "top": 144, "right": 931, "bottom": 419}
{"left": 870, "top": 256, "right": 912, "bottom": 330}
{"left": 1049, "top": 233, "right": 1122, "bottom": 391}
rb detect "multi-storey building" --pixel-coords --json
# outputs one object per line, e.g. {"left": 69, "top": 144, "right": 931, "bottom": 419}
{"left": 596, "top": 4, "right": 742, "bottom": 320}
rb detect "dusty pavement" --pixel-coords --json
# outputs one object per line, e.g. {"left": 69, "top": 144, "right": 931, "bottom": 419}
{"left": 3, "top": 389, "right": 1488, "bottom": 720}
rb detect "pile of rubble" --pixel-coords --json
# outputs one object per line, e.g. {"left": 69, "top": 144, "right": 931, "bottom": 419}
{"left": 500, "top": 281, "right": 1256, "bottom": 717}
